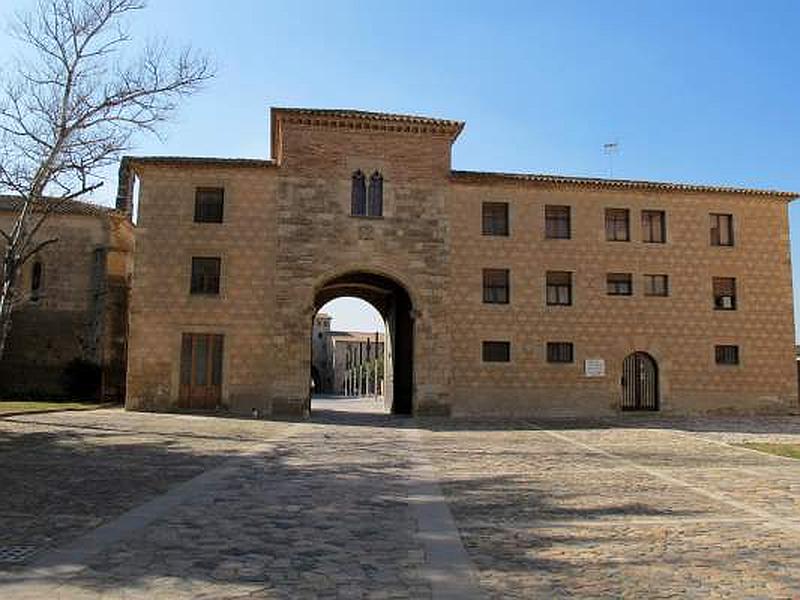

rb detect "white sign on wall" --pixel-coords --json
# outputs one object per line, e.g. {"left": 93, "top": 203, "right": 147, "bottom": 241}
{"left": 584, "top": 359, "right": 606, "bottom": 377}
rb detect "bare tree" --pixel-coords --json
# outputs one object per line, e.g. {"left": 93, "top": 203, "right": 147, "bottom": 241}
{"left": 0, "top": 0, "right": 213, "bottom": 359}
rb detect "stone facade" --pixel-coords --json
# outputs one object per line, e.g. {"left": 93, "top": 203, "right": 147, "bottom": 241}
{"left": 121, "top": 107, "right": 798, "bottom": 417}
{"left": 0, "top": 197, "right": 134, "bottom": 399}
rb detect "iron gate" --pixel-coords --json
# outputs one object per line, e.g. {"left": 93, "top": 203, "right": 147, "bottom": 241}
{"left": 621, "top": 352, "right": 659, "bottom": 411}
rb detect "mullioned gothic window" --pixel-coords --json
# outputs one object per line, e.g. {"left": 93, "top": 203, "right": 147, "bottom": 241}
{"left": 368, "top": 171, "right": 383, "bottom": 216}
{"left": 351, "top": 170, "right": 366, "bottom": 216}
{"left": 351, "top": 170, "right": 383, "bottom": 217}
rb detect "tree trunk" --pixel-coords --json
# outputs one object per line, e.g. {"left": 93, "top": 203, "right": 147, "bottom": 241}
{"left": 0, "top": 251, "right": 19, "bottom": 361}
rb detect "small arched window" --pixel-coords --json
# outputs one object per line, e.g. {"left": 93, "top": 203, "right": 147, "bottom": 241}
{"left": 368, "top": 171, "right": 383, "bottom": 217}
{"left": 31, "top": 261, "right": 43, "bottom": 301}
{"left": 351, "top": 170, "right": 366, "bottom": 216}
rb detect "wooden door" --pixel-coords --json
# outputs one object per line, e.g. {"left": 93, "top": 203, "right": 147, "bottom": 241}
{"left": 180, "top": 333, "right": 223, "bottom": 409}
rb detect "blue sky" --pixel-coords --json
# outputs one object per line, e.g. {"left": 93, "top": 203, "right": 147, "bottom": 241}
{"left": 2, "top": 1, "right": 799, "bottom": 334}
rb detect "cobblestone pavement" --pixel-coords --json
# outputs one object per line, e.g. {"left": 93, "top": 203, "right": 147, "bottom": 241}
{"left": 0, "top": 409, "right": 293, "bottom": 554}
{"left": 419, "top": 416, "right": 800, "bottom": 598}
{"left": 0, "top": 399, "right": 473, "bottom": 599}
{"left": 4, "top": 404, "right": 800, "bottom": 598}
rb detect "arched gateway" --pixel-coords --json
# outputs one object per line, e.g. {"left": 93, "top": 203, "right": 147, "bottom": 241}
{"left": 312, "top": 271, "right": 414, "bottom": 415}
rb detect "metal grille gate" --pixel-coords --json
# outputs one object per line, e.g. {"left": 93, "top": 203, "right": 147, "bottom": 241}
{"left": 621, "top": 352, "right": 659, "bottom": 411}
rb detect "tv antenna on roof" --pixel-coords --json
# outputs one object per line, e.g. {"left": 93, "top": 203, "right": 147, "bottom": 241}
{"left": 603, "top": 141, "right": 619, "bottom": 178}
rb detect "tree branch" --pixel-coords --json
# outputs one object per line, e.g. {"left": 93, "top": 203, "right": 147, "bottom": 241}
{"left": 20, "top": 237, "right": 58, "bottom": 264}
{"left": 24, "top": 181, "right": 104, "bottom": 246}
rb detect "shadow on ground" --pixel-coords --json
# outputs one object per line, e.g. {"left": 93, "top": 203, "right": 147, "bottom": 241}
{"left": 2, "top": 405, "right": 800, "bottom": 597}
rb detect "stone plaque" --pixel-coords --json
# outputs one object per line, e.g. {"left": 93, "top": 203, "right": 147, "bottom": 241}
{"left": 584, "top": 359, "right": 605, "bottom": 377}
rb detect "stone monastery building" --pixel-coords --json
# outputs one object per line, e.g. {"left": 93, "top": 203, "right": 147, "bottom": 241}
{"left": 118, "top": 107, "right": 798, "bottom": 417}
{"left": 311, "top": 312, "right": 385, "bottom": 397}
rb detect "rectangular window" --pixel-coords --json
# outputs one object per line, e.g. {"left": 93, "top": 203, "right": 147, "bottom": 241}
{"left": 643, "top": 274, "right": 669, "bottom": 297}
{"left": 545, "top": 205, "right": 571, "bottom": 239}
{"left": 190, "top": 257, "right": 221, "bottom": 295}
{"left": 547, "top": 342, "right": 574, "bottom": 363}
{"left": 713, "top": 277, "right": 736, "bottom": 310}
{"left": 607, "top": 273, "right": 633, "bottom": 296}
{"left": 710, "top": 213, "right": 734, "bottom": 246}
{"left": 482, "top": 341, "right": 510, "bottom": 362}
{"left": 715, "top": 345, "right": 739, "bottom": 365}
{"left": 642, "top": 210, "right": 666, "bottom": 243}
{"left": 546, "top": 271, "right": 572, "bottom": 306}
{"left": 482, "top": 202, "right": 509, "bottom": 236}
{"left": 483, "top": 269, "right": 510, "bottom": 304}
{"left": 194, "top": 188, "right": 224, "bottom": 223}
{"left": 605, "top": 208, "right": 630, "bottom": 241}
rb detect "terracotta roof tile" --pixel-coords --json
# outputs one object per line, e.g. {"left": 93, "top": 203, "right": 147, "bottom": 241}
{"left": 272, "top": 107, "right": 464, "bottom": 130}
{"left": 0, "top": 195, "right": 119, "bottom": 216}
{"left": 450, "top": 170, "right": 798, "bottom": 198}
{"left": 124, "top": 156, "right": 275, "bottom": 168}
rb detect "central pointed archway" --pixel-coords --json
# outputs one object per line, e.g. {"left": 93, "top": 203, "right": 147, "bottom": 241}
{"left": 312, "top": 271, "right": 415, "bottom": 415}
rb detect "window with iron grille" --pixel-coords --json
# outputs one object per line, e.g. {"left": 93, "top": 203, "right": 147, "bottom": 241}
{"left": 194, "top": 188, "right": 224, "bottom": 223}
{"left": 547, "top": 342, "right": 574, "bottom": 363}
{"left": 190, "top": 257, "right": 221, "bottom": 295}
{"left": 483, "top": 269, "right": 509, "bottom": 304}
{"left": 715, "top": 345, "right": 739, "bottom": 365}
{"left": 710, "top": 213, "right": 734, "bottom": 246}
{"left": 545, "top": 205, "right": 571, "bottom": 239}
{"left": 642, "top": 210, "right": 666, "bottom": 243}
{"left": 482, "top": 341, "right": 510, "bottom": 362}
{"left": 643, "top": 274, "right": 668, "bottom": 297}
{"left": 546, "top": 271, "right": 572, "bottom": 305}
{"left": 713, "top": 277, "right": 736, "bottom": 310}
{"left": 605, "top": 208, "right": 630, "bottom": 241}
{"left": 607, "top": 273, "right": 632, "bottom": 296}
{"left": 482, "top": 202, "right": 509, "bottom": 236}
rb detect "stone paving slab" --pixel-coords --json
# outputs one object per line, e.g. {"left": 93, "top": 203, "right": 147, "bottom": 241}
{"left": 5, "top": 405, "right": 800, "bottom": 597}
{"left": 419, "top": 416, "right": 800, "bottom": 598}
{"left": 0, "top": 409, "right": 292, "bottom": 557}
{"left": 0, "top": 400, "right": 470, "bottom": 599}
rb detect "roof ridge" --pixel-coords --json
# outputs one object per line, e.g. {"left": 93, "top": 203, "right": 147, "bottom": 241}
{"left": 272, "top": 107, "right": 464, "bottom": 128}
{"left": 124, "top": 156, "right": 275, "bottom": 166}
{"left": 0, "top": 194, "right": 119, "bottom": 216}
{"left": 451, "top": 170, "right": 798, "bottom": 198}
